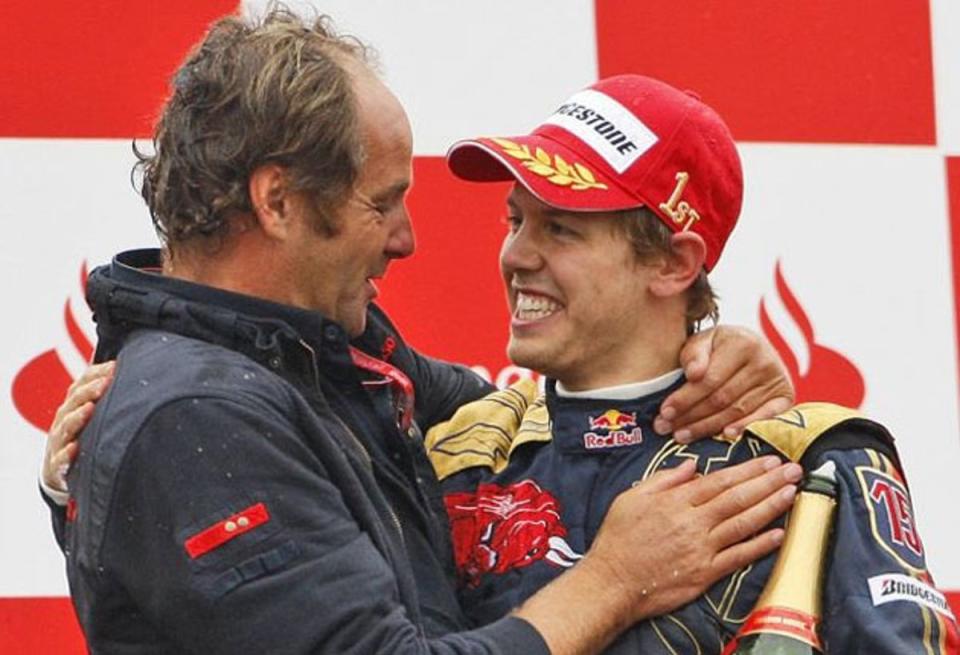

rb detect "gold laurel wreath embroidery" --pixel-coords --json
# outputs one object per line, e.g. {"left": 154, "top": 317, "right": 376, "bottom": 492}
{"left": 491, "top": 138, "right": 608, "bottom": 191}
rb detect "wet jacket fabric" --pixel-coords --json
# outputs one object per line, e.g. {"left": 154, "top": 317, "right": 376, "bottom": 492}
{"left": 427, "top": 378, "right": 959, "bottom": 654}
{"left": 57, "top": 249, "right": 549, "bottom": 654}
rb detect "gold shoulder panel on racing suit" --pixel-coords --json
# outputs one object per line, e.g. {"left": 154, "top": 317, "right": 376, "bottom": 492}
{"left": 743, "top": 402, "right": 863, "bottom": 462}
{"left": 424, "top": 379, "right": 552, "bottom": 481}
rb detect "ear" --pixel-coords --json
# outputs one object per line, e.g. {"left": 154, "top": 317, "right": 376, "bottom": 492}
{"left": 248, "top": 163, "right": 295, "bottom": 240}
{"left": 648, "top": 232, "right": 707, "bottom": 299}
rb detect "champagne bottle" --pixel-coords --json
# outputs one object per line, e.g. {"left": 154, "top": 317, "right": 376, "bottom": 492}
{"left": 721, "top": 460, "right": 839, "bottom": 655}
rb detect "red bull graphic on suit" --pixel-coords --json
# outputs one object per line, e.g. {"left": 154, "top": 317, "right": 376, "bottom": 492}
{"left": 444, "top": 480, "right": 581, "bottom": 588}
{"left": 583, "top": 409, "right": 644, "bottom": 449}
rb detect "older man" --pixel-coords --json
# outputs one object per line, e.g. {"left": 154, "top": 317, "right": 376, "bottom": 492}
{"left": 427, "top": 74, "right": 959, "bottom": 653}
{"left": 44, "top": 10, "right": 803, "bottom": 655}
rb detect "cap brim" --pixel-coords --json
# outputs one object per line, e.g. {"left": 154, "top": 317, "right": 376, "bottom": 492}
{"left": 446, "top": 135, "right": 643, "bottom": 213}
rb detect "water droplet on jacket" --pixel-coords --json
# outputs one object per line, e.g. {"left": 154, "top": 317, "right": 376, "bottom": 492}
{"left": 196, "top": 446, "right": 204, "bottom": 453}
{"left": 139, "top": 379, "right": 149, "bottom": 386}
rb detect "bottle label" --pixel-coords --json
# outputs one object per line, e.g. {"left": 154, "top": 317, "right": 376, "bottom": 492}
{"left": 737, "top": 606, "right": 822, "bottom": 649}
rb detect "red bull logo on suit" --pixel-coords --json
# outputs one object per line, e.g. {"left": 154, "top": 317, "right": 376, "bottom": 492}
{"left": 444, "top": 480, "right": 582, "bottom": 588}
{"left": 583, "top": 409, "right": 643, "bottom": 449}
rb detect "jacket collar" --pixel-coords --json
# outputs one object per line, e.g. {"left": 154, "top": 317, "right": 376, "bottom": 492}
{"left": 87, "top": 248, "right": 353, "bottom": 390}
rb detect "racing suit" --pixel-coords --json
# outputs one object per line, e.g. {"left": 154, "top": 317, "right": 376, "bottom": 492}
{"left": 53, "top": 249, "right": 549, "bottom": 654}
{"left": 427, "top": 374, "right": 959, "bottom": 654}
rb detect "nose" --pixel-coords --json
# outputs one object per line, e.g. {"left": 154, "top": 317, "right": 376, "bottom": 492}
{"left": 385, "top": 204, "right": 416, "bottom": 259}
{"left": 499, "top": 224, "right": 542, "bottom": 277}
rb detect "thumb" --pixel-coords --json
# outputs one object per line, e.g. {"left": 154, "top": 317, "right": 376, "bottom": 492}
{"left": 680, "top": 328, "right": 715, "bottom": 382}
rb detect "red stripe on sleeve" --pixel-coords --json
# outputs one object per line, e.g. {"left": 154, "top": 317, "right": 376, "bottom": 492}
{"left": 184, "top": 503, "right": 270, "bottom": 559}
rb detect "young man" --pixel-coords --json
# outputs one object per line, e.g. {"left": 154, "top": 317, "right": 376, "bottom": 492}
{"left": 428, "top": 74, "right": 959, "bottom": 653}
{"left": 43, "top": 11, "right": 801, "bottom": 655}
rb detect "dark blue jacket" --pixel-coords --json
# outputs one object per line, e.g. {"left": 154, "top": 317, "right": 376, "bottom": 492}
{"left": 58, "top": 249, "right": 549, "bottom": 654}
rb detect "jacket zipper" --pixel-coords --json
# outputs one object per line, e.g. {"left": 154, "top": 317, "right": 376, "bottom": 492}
{"left": 299, "top": 339, "right": 405, "bottom": 541}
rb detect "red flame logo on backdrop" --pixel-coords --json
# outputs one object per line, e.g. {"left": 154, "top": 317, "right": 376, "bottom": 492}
{"left": 759, "top": 261, "right": 865, "bottom": 407}
{"left": 11, "top": 264, "right": 92, "bottom": 431}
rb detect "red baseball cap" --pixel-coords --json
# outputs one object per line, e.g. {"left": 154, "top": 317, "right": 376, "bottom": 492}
{"left": 446, "top": 74, "right": 743, "bottom": 271}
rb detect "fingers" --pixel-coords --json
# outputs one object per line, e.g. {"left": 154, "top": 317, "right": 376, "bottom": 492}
{"left": 669, "top": 371, "right": 792, "bottom": 442}
{"left": 661, "top": 364, "right": 755, "bottom": 442}
{"left": 63, "top": 440, "right": 80, "bottom": 463}
{"left": 711, "top": 528, "right": 786, "bottom": 577}
{"left": 632, "top": 459, "right": 697, "bottom": 494}
{"left": 655, "top": 325, "right": 795, "bottom": 443}
{"left": 720, "top": 395, "right": 794, "bottom": 439}
{"left": 43, "top": 440, "right": 80, "bottom": 492}
{"left": 709, "top": 483, "right": 797, "bottom": 547}
{"left": 685, "top": 456, "right": 793, "bottom": 506}
{"left": 57, "top": 401, "right": 95, "bottom": 448}
{"left": 43, "top": 398, "right": 96, "bottom": 493}
{"left": 677, "top": 328, "right": 714, "bottom": 382}
{"left": 655, "top": 356, "right": 752, "bottom": 438}
{"left": 44, "top": 362, "right": 112, "bottom": 494}
{"left": 51, "top": 368, "right": 113, "bottom": 432}
{"left": 696, "top": 460, "right": 801, "bottom": 532}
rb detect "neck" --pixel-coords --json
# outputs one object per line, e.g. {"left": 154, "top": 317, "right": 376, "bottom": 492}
{"left": 163, "top": 224, "right": 304, "bottom": 309}
{"left": 557, "top": 302, "right": 687, "bottom": 392}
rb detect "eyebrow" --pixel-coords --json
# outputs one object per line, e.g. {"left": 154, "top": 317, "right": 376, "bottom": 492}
{"left": 372, "top": 181, "right": 411, "bottom": 203}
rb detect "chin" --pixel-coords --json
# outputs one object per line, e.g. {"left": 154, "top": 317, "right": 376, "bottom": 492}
{"left": 506, "top": 338, "right": 553, "bottom": 376}
{"left": 342, "top": 311, "right": 368, "bottom": 339}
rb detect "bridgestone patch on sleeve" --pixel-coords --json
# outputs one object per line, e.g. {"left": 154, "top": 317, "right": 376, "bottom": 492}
{"left": 868, "top": 573, "right": 956, "bottom": 620}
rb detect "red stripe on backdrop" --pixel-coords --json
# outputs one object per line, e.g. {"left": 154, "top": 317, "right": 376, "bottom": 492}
{"left": 377, "top": 157, "right": 513, "bottom": 376}
{"left": 0, "top": 0, "right": 239, "bottom": 138}
{"left": 951, "top": 592, "right": 960, "bottom": 629}
{"left": 949, "top": 158, "right": 960, "bottom": 417}
{"left": 0, "top": 597, "right": 85, "bottom": 653}
{"left": 595, "top": 0, "right": 935, "bottom": 145}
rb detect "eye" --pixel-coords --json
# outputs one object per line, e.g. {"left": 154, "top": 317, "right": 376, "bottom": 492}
{"left": 546, "top": 219, "right": 577, "bottom": 238}
{"left": 503, "top": 214, "right": 522, "bottom": 234}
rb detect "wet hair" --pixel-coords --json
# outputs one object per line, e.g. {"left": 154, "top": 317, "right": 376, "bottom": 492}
{"left": 615, "top": 207, "right": 719, "bottom": 333}
{"left": 134, "top": 6, "right": 370, "bottom": 258}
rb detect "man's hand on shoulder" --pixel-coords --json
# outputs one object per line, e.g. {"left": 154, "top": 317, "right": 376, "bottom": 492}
{"left": 655, "top": 325, "right": 794, "bottom": 443}
{"left": 514, "top": 456, "right": 801, "bottom": 655}
{"left": 41, "top": 361, "right": 114, "bottom": 499}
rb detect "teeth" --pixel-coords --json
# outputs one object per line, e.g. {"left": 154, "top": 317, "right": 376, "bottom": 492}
{"left": 515, "top": 292, "right": 561, "bottom": 320}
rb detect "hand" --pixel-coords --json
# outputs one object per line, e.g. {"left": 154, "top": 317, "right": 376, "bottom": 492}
{"left": 654, "top": 325, "right": 794, "bottom": 443}
{"left": 586, "top": 456, "right": 800, "bottom": 622}
{"left": 42, "top": 361, "right": 115, "bottom": 493}
{"left": 515, "top": 456, "right": 801, "bottom": 654}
